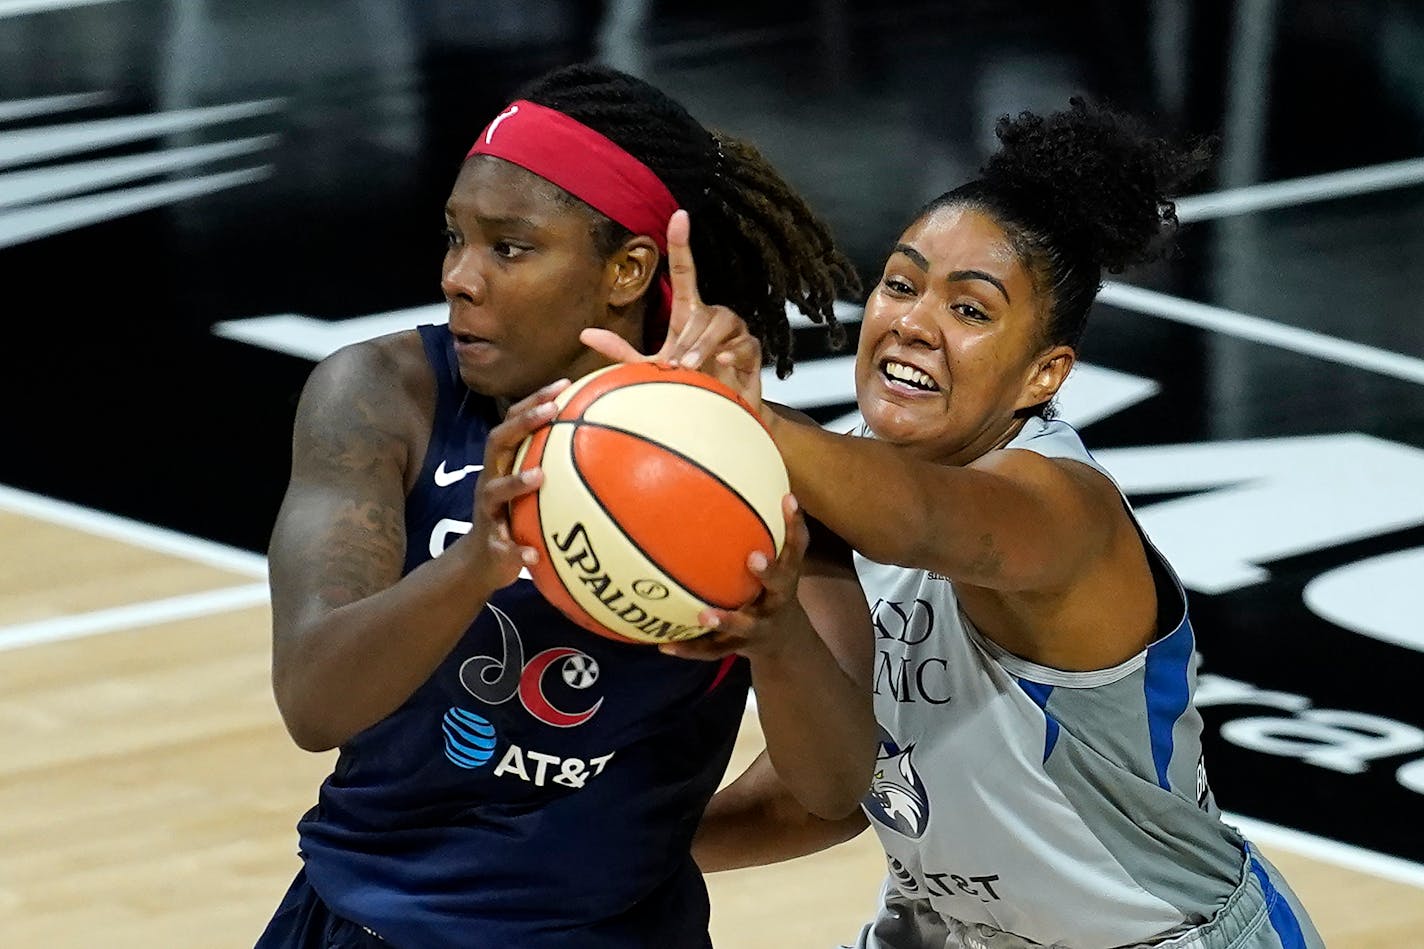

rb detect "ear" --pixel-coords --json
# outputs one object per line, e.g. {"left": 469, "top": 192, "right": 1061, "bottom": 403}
{"left": 605, "top": 235, "right": 661, "bottom": 309}
{"left": 1016, "top": 344, "right": 1076, "bottom": 412}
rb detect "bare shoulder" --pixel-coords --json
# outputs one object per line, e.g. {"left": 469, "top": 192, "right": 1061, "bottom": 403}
{"left": 302, "top": 329, "right": 432, "bottom": 416}
{"left": 295, "top": 330, "right": 435, "bottom": 474}
{"left": 766, "top": 401, "right": 818, "bottom": 427}
{"left": 974, "top": 445, "right": 1122, "bottom": 516}
{"left": 958, "top": 446, "right": 1156, "bottom": 665}
{"left": 965, "top": 445, "right": 1132, "bottom": 583}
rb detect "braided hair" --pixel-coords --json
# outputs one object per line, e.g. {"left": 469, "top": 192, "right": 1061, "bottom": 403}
{"left": 515, "top": 63, "right": 860, "bottom": 378}
{"left": 922, "top": 97, "right": 1213, "bottom": 357}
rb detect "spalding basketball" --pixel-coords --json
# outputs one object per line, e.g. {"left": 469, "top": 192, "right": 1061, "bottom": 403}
{"left": 510, "top": 362, "right": 788, "bottom": 645}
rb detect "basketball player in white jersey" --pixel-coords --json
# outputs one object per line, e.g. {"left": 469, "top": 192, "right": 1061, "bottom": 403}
{"left": 589, "top": 98, "right": 1325, "bottom": 948}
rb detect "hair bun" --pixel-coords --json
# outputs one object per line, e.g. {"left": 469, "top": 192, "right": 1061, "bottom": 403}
{"left": 981, "top": 97, "right": 1212, "bottom": 273}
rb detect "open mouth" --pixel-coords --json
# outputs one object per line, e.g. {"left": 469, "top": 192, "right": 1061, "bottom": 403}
{"left": 881, "top": 359, "right": 940, "bottom": 392}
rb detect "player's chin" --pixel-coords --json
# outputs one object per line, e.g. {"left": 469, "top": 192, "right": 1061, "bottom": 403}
{"left": 859, "top": 400, "right": 931, "bottom": 445}
{"left": 459, "top": 364, "right": 539, "bottom": 402}
{"left": 456, "top": 363, "right": 501, "bottom": 395}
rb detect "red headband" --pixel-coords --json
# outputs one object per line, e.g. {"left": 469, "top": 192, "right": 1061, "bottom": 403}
{"left": 467, "top": 100, "right": 678, "bottom": 324}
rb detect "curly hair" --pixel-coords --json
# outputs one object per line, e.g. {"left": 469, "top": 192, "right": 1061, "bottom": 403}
{"left": 920, "top": 97, "right": 1214, "bottom": 353}
{"left": 511, "top": 63, "right": 861, "bottom": 377}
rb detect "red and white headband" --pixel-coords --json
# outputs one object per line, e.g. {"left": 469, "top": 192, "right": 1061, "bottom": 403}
{"left": 467, "top": 100, "right": 679, "bottom": 324}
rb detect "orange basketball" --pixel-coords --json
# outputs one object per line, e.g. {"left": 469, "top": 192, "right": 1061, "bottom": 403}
{"left": 510, "top": 362, "right": 789, "bottom": 644}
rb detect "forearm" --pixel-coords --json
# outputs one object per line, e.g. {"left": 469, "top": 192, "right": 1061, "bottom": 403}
{"left": 694, "top": 750, "right": 870, "bottom": 872}
{"left": 747, "top": 608, "right": 875, "bottom": 818}
{"left": 766, "top": 413, "right": 947, "bottom": 565}
{"left": 766, "top": 412, "right": 1044, "bottom": 584}
{"left": 272, "top": 540, "right": 495, "bottom": 751}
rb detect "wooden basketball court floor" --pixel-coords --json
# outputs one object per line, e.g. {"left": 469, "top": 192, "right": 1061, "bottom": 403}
{"left": 3, "top": 485, "right": 1422, "bottom": 948}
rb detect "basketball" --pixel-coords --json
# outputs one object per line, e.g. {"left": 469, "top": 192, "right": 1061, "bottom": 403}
{"left": 510, "top": 362, "right": 789, "bottom": 645}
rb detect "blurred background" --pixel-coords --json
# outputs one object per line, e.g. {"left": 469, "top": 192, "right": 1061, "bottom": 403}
{"left": 3, "top": 1, "right": 1424, "bottom": 945}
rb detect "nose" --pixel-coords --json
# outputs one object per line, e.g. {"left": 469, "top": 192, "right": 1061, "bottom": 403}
{"left": 889, "top": 296, "right": 938, "bottom": 348}
{"left": 441, "top": 246, "right": 486, "bottom": 305}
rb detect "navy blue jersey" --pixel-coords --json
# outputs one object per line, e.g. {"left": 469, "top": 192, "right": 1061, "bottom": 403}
{"left": 293, "top": 324, "right": 751, "bottom": 949}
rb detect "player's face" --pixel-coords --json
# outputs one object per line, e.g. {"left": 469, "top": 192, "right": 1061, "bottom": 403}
{"left": 441, "top": 156, "right": 629, "bottom": 401}
{"left": 854, "top": 205, "right": 1062, "bottom": 464}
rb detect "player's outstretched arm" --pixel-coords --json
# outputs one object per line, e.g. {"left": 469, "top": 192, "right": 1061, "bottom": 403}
{"left": 765, "top": 412, "right": 1115, "bottom": 594}
{"left": 694, "top": 749, "right": 870, "bottom": 872}
{"left": 663, "top": 495, "right": 875, "bottom": 819}
{"left": 267, "top": 339, "right": 564, "bottom": 751}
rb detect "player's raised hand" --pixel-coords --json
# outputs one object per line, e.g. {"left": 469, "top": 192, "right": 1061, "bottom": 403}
{"left": 580, "top": 211, "right": 764, "bottom": 408}
{"left": 656, "top": 210, "right": 754, "bottom": 368}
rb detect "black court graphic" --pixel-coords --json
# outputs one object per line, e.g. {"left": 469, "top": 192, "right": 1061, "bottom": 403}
{"left": 4, "top": 1, "right": 1422, "bottom": 873}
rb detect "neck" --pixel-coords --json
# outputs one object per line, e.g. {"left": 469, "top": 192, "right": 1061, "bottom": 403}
{"left": 939, "top": 415, "right": 1030, "bottom": 467}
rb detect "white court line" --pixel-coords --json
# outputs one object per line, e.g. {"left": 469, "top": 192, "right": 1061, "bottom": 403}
{"left": 1175, "top": 155, "right": 1424, "bottom": 223}
{"left": 1098, "top": 282, "right": 1424, "bottom": 386}
{"left": 0, "top": 583, "right": 270, "bottom": 652}
{"left": 0, "top": 483, "right": 269, "bottom": 648}
{"left": 1225, "top": 811, "right": 1424, "bottom": 890}
{"left": 0, "top": 483, "right": 267, "bottom": 576}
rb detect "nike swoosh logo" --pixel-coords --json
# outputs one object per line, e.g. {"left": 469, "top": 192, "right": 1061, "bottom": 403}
{"left": 434, "top": 461, "right": 483, "bottom": 487}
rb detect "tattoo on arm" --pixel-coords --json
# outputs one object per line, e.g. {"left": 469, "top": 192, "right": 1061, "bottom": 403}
{"left": 969, "top": 532, "right": 1005, "bottom": 580}
{"left": 312, "top": 498, "right": 406, "bottom": 608}
{"left": 281, "top": 358, "right": 412, "bottom": 615}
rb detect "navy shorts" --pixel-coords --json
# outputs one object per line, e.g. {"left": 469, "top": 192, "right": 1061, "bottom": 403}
{"left": 254, "top": 868, "right": 386, "bottom": 949}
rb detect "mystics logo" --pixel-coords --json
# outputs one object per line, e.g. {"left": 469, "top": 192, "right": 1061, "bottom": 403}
{"left": 458, "top": 605, "right": 603, "bottom": 727}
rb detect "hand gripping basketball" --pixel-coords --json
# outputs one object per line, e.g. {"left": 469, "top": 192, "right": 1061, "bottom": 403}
{"left": 580, "top": 209, "right": 765, "bottom": 411}
{"left": 465, "top": 378, "right": 569, "bottom": 597}
{"left": 657, "top": 493, "right": 812, "bottom": 663}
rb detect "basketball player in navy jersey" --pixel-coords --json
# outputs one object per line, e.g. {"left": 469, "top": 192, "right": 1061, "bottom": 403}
{"left": 596, "top": 100, "right": 1326, "bottom": 948}
{"left": 254, "top": 64, "right": 871, "bottom": 949}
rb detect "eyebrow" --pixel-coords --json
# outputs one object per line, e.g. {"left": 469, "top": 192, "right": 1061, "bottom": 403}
{"left": 945, "top": 269, "right": 1011, "bottom": 304}
{"left": 892, "top": 243, "right": 930, "bottom": 271}
{"left": 891, "top": 243, "right": 1011, "bottom": 304}
{"left": 444, "top": 206, "right": 538, "bottom": 230}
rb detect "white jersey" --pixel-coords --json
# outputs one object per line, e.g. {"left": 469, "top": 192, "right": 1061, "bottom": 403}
{"left": 852, "top": 417, "right": 1247, "bottom": 948}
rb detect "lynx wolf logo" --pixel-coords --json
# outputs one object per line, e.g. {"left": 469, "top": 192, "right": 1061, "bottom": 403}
{"left": 863, "top": 727, "right": 930, "bottom": 838}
